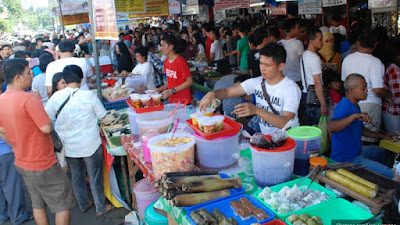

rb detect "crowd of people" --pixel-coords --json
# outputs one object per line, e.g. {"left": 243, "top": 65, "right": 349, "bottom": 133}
{"left": 0, "top": 15, "right": 399, "bottom": 224}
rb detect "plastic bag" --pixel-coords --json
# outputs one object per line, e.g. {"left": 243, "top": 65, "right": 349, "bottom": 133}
{"left": 318, "top": 115, "right": 329, "bottom": 155}
{"left": 124, "top": 211, "right": 141, "bottom": 225}
{"left": 250, "top": 133, "right": 273, "bottom": 149}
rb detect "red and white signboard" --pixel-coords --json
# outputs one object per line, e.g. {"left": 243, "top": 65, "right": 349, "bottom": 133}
{"left": 268, "top": 2, "right": 287, "bottom": 15}
{"left": 214, "top": 0, "right": 250, "bottom": 11}
{"left": 168, "top": 0, "right": 181, "bottom": 14}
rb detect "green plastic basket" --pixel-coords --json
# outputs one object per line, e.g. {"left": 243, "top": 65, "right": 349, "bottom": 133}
{"left": 284, "top": 198, "right": 373, "bottom": 225}
{"left": 253, "top": 178, "right": 337, "bottom": 220}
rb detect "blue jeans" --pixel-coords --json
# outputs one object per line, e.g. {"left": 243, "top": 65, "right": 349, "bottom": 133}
{"left": 0, "top": 153, "right": 30, "bottom": 224}
{"left": 352, "top": 146, "right": 393, "bottom": 178}
{"left": 66, "top": 145, "right": 105, "bottom": 213}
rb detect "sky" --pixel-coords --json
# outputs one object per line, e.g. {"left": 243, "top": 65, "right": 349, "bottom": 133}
{"left": 22, "top": 0, "right": 49, "bottom": 10}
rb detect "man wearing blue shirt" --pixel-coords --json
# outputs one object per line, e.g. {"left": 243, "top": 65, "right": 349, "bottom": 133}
{"left": 328, "top": 74, "right": 394, "bottom": 178}
{"left": 0, "top": 138, "right": 32, "bottom": 224}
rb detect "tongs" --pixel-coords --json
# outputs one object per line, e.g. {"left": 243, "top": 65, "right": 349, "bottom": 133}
{"left": 297, "top": 165, "right": 323, "bottom": 192}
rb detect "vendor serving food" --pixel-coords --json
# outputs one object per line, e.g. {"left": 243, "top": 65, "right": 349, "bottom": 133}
{"left": 200, "top": 43, "right": 301, "bottom": 134}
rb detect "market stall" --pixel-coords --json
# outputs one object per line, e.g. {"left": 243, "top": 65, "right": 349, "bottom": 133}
{"left": 117, "top": 100, "right": 399, "bottom": 224}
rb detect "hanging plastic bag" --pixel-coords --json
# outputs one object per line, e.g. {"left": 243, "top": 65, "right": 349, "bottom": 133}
{"left": 318, "top": 115, "right": 329, "bottom": 156}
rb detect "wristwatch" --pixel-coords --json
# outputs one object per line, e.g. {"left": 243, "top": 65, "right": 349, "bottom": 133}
{"left": 171, "top": 88, "right": 176, "bottom": 94}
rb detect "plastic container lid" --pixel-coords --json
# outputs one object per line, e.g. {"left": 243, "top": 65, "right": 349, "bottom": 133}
{"left": 140, "top": 96, "right": 151, "bottom": 101}
{"left": 199, "top": 118, "right": 215, "bottom": 126}
{"left": 250, "top": 135, "right": 296, "bottom": 152}
{"left": 144, "top": 202, "right": 168, "bottom": 225}
{"left": 310, "top": 157, "right": 328, "bottom": 167}
{"left": 133, "top": 178, "right": 158, "bottom": 195}
{"left": 287, "top": 126, "right": 322, "bottom": 139}
{"left": 212, "top": 115, "right": 225, "bottom": 122}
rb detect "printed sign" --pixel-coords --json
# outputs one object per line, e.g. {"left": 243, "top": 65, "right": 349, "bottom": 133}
{"left": 268, "top": 2, "right": 287, "bottom": 15}
{"left": 298, "top": 0, "right": 322, "bottom": 14}
{"left": 115, "top": 0, "right": 146, "bottom": 13}
{"left": 368, "top": 0, "right": 396, "bottom": 8}
{"left": 93, "top": 0, "right": 119, "bottom": 40}
{"left": 129, "top": 0, "right": 169, "bottom": 18}
{"left": 214, "top": 0, "right": 250, "bottom": 11}
{"left": 168, "top": 0, "right": 181, "bottom": 14}
{"left": 61, "top": 13, "right": 90, "bottom": 25}
{"left": 322, "top": 0, "right": 346, "bottom": 7}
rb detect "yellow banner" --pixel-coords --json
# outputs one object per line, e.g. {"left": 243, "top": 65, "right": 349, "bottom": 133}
{"left": 129, "top": 0, "right": 169, "bottom": 18}
{"left": 61, "top": 13, "right": 90, "bottom": 26}
{"left": 115, "top": 0, "right": 146, "bottom": 13}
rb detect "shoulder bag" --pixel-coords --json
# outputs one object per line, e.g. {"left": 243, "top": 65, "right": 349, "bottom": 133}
{"left": 261, "top": 79, "right": 278, "bottom": 115}
{"left": 301, "top": 56, "right": 328, "bottom": 106}
{"left": 51, "top": 90, "right": 78, "bottom": 152}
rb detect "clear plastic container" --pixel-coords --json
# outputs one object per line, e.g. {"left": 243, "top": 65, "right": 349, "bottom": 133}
{"left": 133, "top": 178, "right": 161, "bottom": 219}
{"left": 147, "top": 132, "right": 196, "bottom": 179}
{"left": 136, "top": 111, "right": 173, "bottom": 141}
{"left": 287, "top": 126, "right": 322, "bottom": 176}
{"left": 194, "top": 132, "right": 240, "bottom": 169}
{"left": 142, "top": 130, "right": 159, "bottom": 163}
{"left": 126, "top": 75, "right": 147, "bottom": 92}
{"left": 127, "top": 108, "right": 140, "bottom": 135}
{"left": 250, "top": 135, "right": 296, "bottom": 187}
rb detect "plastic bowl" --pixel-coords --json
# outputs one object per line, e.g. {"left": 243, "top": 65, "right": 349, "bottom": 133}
{"left": 133, "top": 178, "right": 161, "bottom": 219}
{"left": 136, "top": 111, "right": 173, "bottom": 141}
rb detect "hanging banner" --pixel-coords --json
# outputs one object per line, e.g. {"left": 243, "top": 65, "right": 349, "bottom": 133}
{"left": 268, "top": 2, "right": 287, "bottom": 15}
{"left": 115, "top": 0, "right": 146, "bottom": 13}
{"left": 129, "top": 0, "right": 169, "bottom": 18}
{"left": 298, "top": 0, "right": 322, "bottom": 14}
{"left": 197, "top": 5, "right": 209, "bottom": 22}
{"left": 169, "top": 0, "right": 181, "bottom": 14}
{"left": 214, "top": 9, "right": 226, "bottom": 22}
{"left": 50, "top": 0, "right": 89, "bottom": 16}
{"left": 214, "top": 0, "right": 250, "bottom": 11}
{"left": 368, "top": 0, "right": 396, "bottom": 8}
{"left": 61, "top": 13, "right": 90, "bottom": 25}
{"left": 321, "top": 0, "right": 346, "bottom": 7}
{"left": 93, "top": 0, "right": 119, "bottom": 40}
{"left": 186, "top": 0, "right": 200, "bottom": 15}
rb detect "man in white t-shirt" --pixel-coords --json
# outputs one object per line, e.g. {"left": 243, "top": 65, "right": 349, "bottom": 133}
{"left": 45, "top": 40, "right": 93, "bottom": 97}
{"left": 342, "top": 31, "right": 391, "bottom": 143}
{"left": 300, "top": 28, "right": 326, "bottom": 126}
{"left": 200, "top": 43, "right": 301, "bottom": 135}
{"left": 209, "top": 28, "right": 224, "bottom": 63}
{"left": 278, "top": 19, "right": 305, "bottom": 84}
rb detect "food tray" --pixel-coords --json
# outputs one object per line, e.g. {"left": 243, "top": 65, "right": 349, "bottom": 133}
{"left": 186, "top": 114, "right": 242, "bottom": 140}
{"left": 263, "top": 219, "right": 287, "bottom": 225}
{"left": 126, "top": 100, "right": 164, "bottom": 114}
{"left": 186, "top": 194, "right": 275, "bottom": 225}
{"left": 101, "top": 124, "right": 128, "bottom": 148}
{"left": 183, "top": 173, "right": 245, "bottom": 211}
{"left": 105, "top": 96, "right": 129, "bottom": 103}
{"left": 285, "top": 198, "right": 373, "bottom": 225}
{"left": 253, "top": 178, "right": 337, "bottom": 220}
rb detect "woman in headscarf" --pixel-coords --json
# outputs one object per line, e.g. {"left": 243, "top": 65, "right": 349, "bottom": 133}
{"left": 317, "top": 32, "right": 342, "bottom": 75}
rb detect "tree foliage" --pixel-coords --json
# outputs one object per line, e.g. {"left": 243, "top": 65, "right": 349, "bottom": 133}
{"left": 0, "top": 0, "right": 23, "bottom": 18}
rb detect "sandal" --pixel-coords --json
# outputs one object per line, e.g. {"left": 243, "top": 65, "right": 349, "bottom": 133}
{"left": 80, "top": 201, "right": 94, "bottom": 213}
{"left": 96, "top": 204, "right": 115, "bottom": 216}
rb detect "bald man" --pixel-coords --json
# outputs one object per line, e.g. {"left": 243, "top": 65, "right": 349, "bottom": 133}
{"left": 327, "top": 74, "right": 396, "bottom": 179}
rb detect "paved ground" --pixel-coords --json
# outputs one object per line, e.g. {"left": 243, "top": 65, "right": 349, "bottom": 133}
{"left": 3, "top": 183, "right": 131, "bottom": 225}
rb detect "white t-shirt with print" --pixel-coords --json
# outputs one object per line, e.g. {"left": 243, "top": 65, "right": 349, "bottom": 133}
{"left": 241, "top": 76, "right": 301, "bottom": 135}
{"left": 45, "top": 57, "right": 93, "bottom": 90}
{"left": 300, "top": 50, "right": 322, "bottom": 93}
{"left": 210, "top": 40, "right": 224, "bottom": 61}
{"left": 341, "top": 52, "right": 385, "bottom": 105}
{"left": 278, "top": 38, "right": 305, "bottom": 82}
{"left": 45, "top": 87, "right": 107, "bottom": 158}
{"left": 132, "top": 62, "right": 156, "bottom": 89}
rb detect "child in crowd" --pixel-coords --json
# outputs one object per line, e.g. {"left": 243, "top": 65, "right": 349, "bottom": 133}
{"left": 324, "top": 69, "right": 344, "bottom": 118}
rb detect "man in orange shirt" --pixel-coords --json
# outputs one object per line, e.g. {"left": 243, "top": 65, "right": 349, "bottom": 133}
{"left": 0, "top": 59, "right": 76, "bottom": 225}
